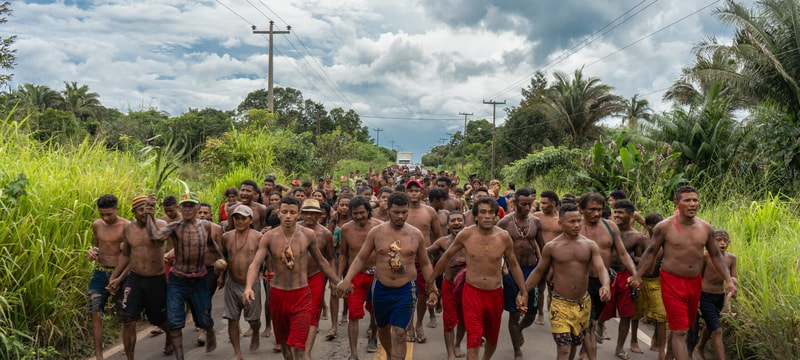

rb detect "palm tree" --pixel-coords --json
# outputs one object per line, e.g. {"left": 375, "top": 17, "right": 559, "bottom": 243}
{"left": 60, "top": 81, "right": 101, "bottom": 123}
{"left": 621, "top": 94, "right": 652, "bottom": 129}
{"left": 528, "top": 67, "right": 624, "bottom": 145}
{"left": 8, "top": 83, "right": 62, "bottom": 111}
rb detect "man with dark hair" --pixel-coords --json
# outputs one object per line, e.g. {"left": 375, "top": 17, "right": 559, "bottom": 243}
{"left": 339, "top": 196, "right": 382, "bottom": 356}
{"left": 373, "top": 186, "right": 393, "bottom": 222}
{"left": 146, "top": 192, "right": 223, "bottom": 359}
{"left": 598, "top": 199, "right": 650, "bottom": 359}
{"left": 161, "top": 195, "right": 182, "bottom": 223}
{"left": 532, "top": 189, "right": 561, "bottom": 325}
{"left": 578, "top": 192, "right": 640, "bottom": 360}
{"left": 435, "top": 176, "right": 461, "bottom": 211}
{"left": 86, "top": 194, "right": 130, "bottom": 360}
{"left": 496, "top": 188, "right": 544, "bottom": 360}
{"left": 300, "top": 199, "right": 335, "bottom": 358}
{"left": 240, "top": 180, "right": 268, "bottom": 231}
{"left": 338, "top": 192, "right": 438, "bottom": 360}
{"left": 607, "top": 190, "right": 646, "bottom": 231}
{"left": 428, "top": 188, "right": 450, "bottom": 237}
{"left": 638, "top": 186, "right": 737, "bottom": 360}
{"left": 243, "top": 196, "right": 341, "bottom": 360}
{"left": 523, "top": 203, "right": 611, "bottom": 360}
{"left": 404, "top": 180, "right": 442, "bottom": 342}
{"left": 430, "top": 197, "right": 527, "bottom": 360}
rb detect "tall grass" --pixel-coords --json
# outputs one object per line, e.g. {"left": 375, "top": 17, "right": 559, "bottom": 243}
{"left": 0, "top": 113, "right": 150, "bottom": 358}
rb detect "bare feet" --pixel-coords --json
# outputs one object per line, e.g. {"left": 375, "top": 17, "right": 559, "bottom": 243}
{"left": 261, "top": 326, "right": 271, "bottom": 338}
{"left": 427, "top": 316, "right": 438, "bottom": 328}
{"left": 692, "top": 348, "right": 706, "bottom": 360}
{"left": 630, "top": 343, "right": 643, "bottom": 354}
{"left": 273, "top": 342, "right": 281, "bottom": 352}
{"left": 534, "top": 314, "right": 545, "bottom": 325}
{"left": 454, "top": 347, "right": 465, "bottom": 358}
{"left": 250, "top": 332, "right": 260, "bottom": 351}
{"left": 197, "top": 329, "right": 206, "bottom": 345}
{"left": 339, "top": 319, "right": 348, "bottom": 326}
{"left": 204, "top": 330, "right": 216, "bottom": 353}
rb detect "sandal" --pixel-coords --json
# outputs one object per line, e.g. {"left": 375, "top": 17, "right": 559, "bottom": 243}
{"left": 416, "top": 328, "right": 427, "bottom": 343}
{"left": 615, "top": 352, "right": 630, "bottom": 360}
{"left": 406, "top": 329, "right": 416, "bottom": 343}
{"left": 162, "top": 343, "right": 174, "bottom": 355}
{"left": 325, "top": 328, "right": 337, "bottom": 341}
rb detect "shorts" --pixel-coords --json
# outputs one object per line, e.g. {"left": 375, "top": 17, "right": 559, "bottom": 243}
{"left": 503, "top": 264, "right": 538, "bottom": 313}
{"left": 270, "top": 286, "right": 311, "bottom": 349}
{"left": 370, "top": 279, "right": 417, "bottom": 328}
{"left": 660, "top": 270, "right": 702, "bottom": 331}
{"left": 166, "top": 272, "right": 213, "bottom": 330}
{"left": 307, "top": 272, "right": 326, "bottom": 327}
{"left": 441, "top": 279, "right": 462, "bottom": 332}
{"left": 206, "top": 266, "right": 219, "bottom": 300}
{"left": 634, "top": 277, "right": 666, "bottom": 322}
{"left": 121, "top": 272, "right": 167, "bottom": 325}
{"left": 699, "top": 291, "right": 725, "bottom": 331}
{"left": 88, "top": 266, "right": 123, "bottom": 315}
{"left": 550, "top": 293, "right": 591, "bottom": 347}
{"left": 600, "top": 270, "right": 635, "bottom": 320}
{"left": 462, "top": 282, "right": 503, "bottom": 348}
{"left": 347, "top": 272, "right": 374, "bottom": 321}
{"left": 223, "top": 277, "right": 261, "bottom": 322}
{"left": 587, "top": 277, "right": 604, "bottom": 321}
{"left": 415, "top": 261, "right": 428, "bottom": 297}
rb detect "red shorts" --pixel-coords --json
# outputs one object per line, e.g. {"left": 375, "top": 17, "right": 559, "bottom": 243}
{"left": 347, "top": 272, "right": 374, "bottom": 321}
{"left": 415, "top": 260, "right": 427, "bottom": 296}
{"left": 660, "top": 270, "right": 702, "bottom": 331}
{"left": 270, "top": 286, "right": 311, "bottom": 349}
{"left": 462, "top": 282, "right": 503, "bottom": 348}
{"left": 600, "top": 270, "right": 635, "bottom": 320}
{"left": 307, "top": 272, "right": 326, "bottom": 327}
{"left": 442, "top": 279, "right": 462, "bottom": 332}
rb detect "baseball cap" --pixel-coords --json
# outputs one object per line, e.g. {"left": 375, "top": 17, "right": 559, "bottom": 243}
{"left": 291, "top": 179, "right": 301, "bottom": 186}
{"left": 405, "top": 179, "right": 423, "bottom": 189}
{"left": 231, "top": 205, "right": 253, "bottom": 218}
{"left": 301, "top": 199, "right": 324, "bottom": 213}
{"left": 179, "top": 192, "right": 200, "bottom": 205}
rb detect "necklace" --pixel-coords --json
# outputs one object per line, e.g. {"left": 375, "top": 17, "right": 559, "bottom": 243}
{"left": 234, "top": 230, "right": 248, "bottom": 252}
{"left": 280, "top": 227, "right": 298, "bottom": 269}
{"left": 582, "top": 221, "right": 599, "bottom": 240}
{"left": 512, "top": 215, "right": 532, "bottom": 238}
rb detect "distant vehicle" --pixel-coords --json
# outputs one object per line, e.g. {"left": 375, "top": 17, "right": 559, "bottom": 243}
{"left": 396, "top": 152, "right": 413, "bottom": 166}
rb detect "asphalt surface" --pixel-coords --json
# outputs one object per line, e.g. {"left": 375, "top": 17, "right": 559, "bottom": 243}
{"left": 91, "top": 287, "right": 663, "bottom": 360}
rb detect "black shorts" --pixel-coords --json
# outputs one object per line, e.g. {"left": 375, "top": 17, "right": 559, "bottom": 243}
{"left": 121, "top": 272, "right": 167, "bottom": 325}
{"left": 588, "top": 277, "right": 604, "bottom": 322}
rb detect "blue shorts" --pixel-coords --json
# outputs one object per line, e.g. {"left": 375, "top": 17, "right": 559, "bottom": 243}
{"left": 88, "top": 267, "right": 123, "bottom": 315}
{"left": 503, "top": 264, "right": 538, "bottom": 313}
{"left": 166, "top": 272, "right": 213, "bottom": 330}
{"left": 699, "top": 291, "right": 725, "bottom": 331}
{"left": 370, "top": 279, "right": 417, "bottom": 328}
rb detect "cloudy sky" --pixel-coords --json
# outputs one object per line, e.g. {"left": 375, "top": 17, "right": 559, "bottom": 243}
{"left": 5, "top": 0, "right": 755, "bottom": 162}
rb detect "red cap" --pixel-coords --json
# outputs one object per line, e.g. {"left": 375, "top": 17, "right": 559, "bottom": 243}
{"left": 405, "top": 179, "right": 423, "bottom": 189}
{"left": 291, "top": 179, "right": 300, "bottom": 186}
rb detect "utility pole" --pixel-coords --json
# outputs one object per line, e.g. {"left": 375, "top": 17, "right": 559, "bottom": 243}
{"left": 316, "top": 109, "right": 322, "bottom": 141}
{"left": 483, "top": 100, "right": 506, "bottom": 179}
{"left": 458, "top": 112, "right": 472, "bottom": 174}
{"left": 373, "top": 127, "right": 383, "bottom": 146}
{"left": 390, "top": 140, "right": 396, "bottom": 151}
{"left": 252, "top": 21, "right": 290, "bottom": 113}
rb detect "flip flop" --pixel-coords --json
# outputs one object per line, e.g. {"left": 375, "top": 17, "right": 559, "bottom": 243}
{"left": 325, "top": 328, "right": 337, "bottom": 341}
{"left": 594, "top": 328, "right": 604, "bottom": 344}
{"left": 162, "top": 343, "right": 174, "bottom": 355}
{"left": 406, "top": 330, "right": 416, "bottom": 342}
{"left": 615, "top": 352, "right": 630, "bottom": 360}
{"left": 416, "top": 328, "right": 427, "bottom": 343}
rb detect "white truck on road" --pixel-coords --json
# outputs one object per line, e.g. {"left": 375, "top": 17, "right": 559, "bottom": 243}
{"left": 396, "top": 152, "right": 413, "bottom": 166}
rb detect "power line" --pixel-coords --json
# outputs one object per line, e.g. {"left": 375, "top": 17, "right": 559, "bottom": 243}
{"left": 215, "top": 0, "right": 255, "bottom": 26}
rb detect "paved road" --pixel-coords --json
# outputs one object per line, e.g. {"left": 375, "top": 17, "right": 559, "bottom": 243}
{"left": 93, "top": 287, "right": 662, "bottom": 360}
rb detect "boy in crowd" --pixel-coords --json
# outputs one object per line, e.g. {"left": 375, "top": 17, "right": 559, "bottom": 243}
{"left": 693, "top": 230, "right": 738, "bottom": 360}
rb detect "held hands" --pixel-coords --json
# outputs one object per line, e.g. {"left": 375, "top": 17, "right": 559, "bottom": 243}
{"left": 627, "top": 274, "right": 642, "bottom": 291}
{"left": 516, "top": 292, "right": 528, "bottom": 313}
{"left": 726, "top": 281, "right": 738, "bottom": 299}
{"left": 426, "top": 291, "right": 438, "bottom": 308}
{"left": 599, "top": 285, "right": 611, "bottom": 302}
{"left": 335, "top": 280, "right": 353, "bottom": 298}
{"left": 105, "top": 277, "right": 121, "bottom": 294}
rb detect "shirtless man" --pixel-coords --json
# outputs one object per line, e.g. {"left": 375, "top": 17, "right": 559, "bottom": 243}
{"left": 577, "top": 192, "right": 640, "bottom": 360}
{"left": 532, "top": 190, "right": 561, "bottom": 324}
{"left": 638, "top": 186, "right": 737, "bottom": 360}
{"left": 405, "top": 179, "right": 442, "bottom": 343}
{"left": 598, "top": 200, "right": 650, "bottom": 359}
{"left": 86, "top": 194, "right": 130, "bottom": 360}
{"left": 160, "top": 196, "right": 182, "bottom": 223}
{"left": 429, "top": 197, "right": 528, "bottom": 360}
{"left": 373, "top": 187, "right": 393, "bottom": 222}
{"left": 299, "top": 199, "right": 336, "bottom": 359}
{"left": 146, "top": 192, "right": 222, "bottom": 360}
{"left": 523, "top": 203, "right": 612, "bottom": 360}
{"left": 427, "top": 211, "right": 467, "bottom": 360}
{"left": 436, "top": 176, "right": 462, "bottom": 211}
{"left": 496, "top": 188, "right": 544, "bottom": 360}
{"left": 196, "top": 202, "right": 224, "bottom": 345}
{"left": 429, "top": 188, "right": 450, "bottom": 239}
{"left": 220, "top": 206, "right": 263, "bottom": 360}
{"left": 693, "top": 230, "right": 737, "bottom": 360}
{"left": 240, "top": 179, "right": 268, "bottom": 231}
{"left": 338, "top": 196, "right": 382, "bottom": 356}
{"left": 607, "top": 190, "right": 646, "bottom": 232}
{"left": 107, "top": 196, "right": 171, "bottom": 359}
{"left": 326, "top": 193, "right": 353, "bottom": 340}
{"left": 243, "top": 196, "right": 342, "bottom": 360}
{"left": 463, "top": 187, "right": 490, "bottom": 226}
{"left": 338, "top": 192, "right": 439, "bottom": 360}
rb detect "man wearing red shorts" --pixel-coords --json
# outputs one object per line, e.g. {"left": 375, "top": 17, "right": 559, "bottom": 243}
{"left": 638, "top": 186, "right": 737, "bottom": 360}
{"left": 338, "top": 196, "right": 383, "bottom": 357}
{"left": 299, "top": 199, "right": 335, "bottom": 358}
{"left": 243, "top": 196, "right": 342, "bottom": 360}
{"left": 427, "top": 211, "right": 467, "bottom": 360}
{"left": 429, "top": 197, "right": 528, "bottom": 360}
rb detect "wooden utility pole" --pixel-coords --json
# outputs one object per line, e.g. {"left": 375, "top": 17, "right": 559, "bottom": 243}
{"left": 458, "top": 112, "right": 472, "bottom": 174}
{"left": 373, "top": 127, "right": 383, "bottom": 146}
{"left": 483, "top": 100, "right": 505, "bottom": 179}
{"left": 252, "top": 21, "right": 290, "bottom": 113}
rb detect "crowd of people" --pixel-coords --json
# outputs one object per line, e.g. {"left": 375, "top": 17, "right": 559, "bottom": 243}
{"left": 85, "top": 165, "right": 737, "bottom": 360}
